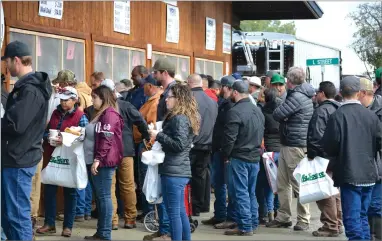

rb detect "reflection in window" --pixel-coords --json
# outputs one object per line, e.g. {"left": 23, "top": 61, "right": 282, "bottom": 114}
{"left": 130, "top": 50, "right": 145, "bottom": 74}
{"left": 9, "top": 32, "right": 36, "bottom": 71}
{"left": 194, "top": 58, "right": 224, "bottom": 80}
{"left": 113, "top": 48, "right": 129, "bottom": 82}
{"left": 63, "top": 40, "right": 85, "bottom": 82}
{"left": 94, "top": 45, "right": 112, "bottom": 79}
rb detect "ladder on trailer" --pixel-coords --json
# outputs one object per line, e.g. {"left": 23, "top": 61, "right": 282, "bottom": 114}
{"left": 233, "top": 30, "right": 256, "bottom": 74}
{"left": 265, "top": 39, "right": 284, "bottom": 76}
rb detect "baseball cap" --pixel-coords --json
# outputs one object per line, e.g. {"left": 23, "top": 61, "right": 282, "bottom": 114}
{"left": 359, "top": 77, "right": 373, "bottom": 91}
{"left": 52, "top": 70, "right": 76, "bottom": 85}
{"left": 1, "top": 41, "right": 31, "bottom": 60}
{"left": 152, "top": 57, "right": 176, "bottom": 72}
{"left": 144, "top": 75, "right": 159, "bottom": 86}
{"left": 340, "top": 76, "right": 360, "bottom": 93}
{"left": 232, "top": 72, "right": 242, "bottom": 80}
{"left": 220, "top": 75, "right": 236, "bottom": 87}
{"left": 271, "top": 74, "right": 286, "bottom": 85}
{"left": 232, "top": 80, "right": 249, "bottom": 94}
{"left": 57, "top": 87, "right": 78, "bottom": 100}
{"left": 266, "top": 71, "right": 276, "bottom": 78}
{"left": 101, "top": 79, "right": 116, "bottom": 91}
{"left": 375, "top": 67, "right": 382, "bottom": 79}
{"left": 248, "top": 76, "right": 262, "bottom": 87}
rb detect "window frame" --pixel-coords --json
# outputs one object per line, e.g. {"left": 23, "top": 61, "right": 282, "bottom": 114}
{"left": 194, "top": 57, "right": 224, "bottom": 80}
{"left": 151, "top": 51, "right": 191, "bottom": 74}
{"left": 94, "top": 42, "right": 145, "bottom": 81}
{"left": 9, "top": 28, "right": 86, "bottom": 85}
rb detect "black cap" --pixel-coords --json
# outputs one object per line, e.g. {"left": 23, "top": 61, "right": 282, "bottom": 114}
{"left": 340, "top": 76, "right": 360, "bottom": 93}
{"left": 144, "top": 75, "right": 159, "bottom": 86}
{"left": 1, "top": 41, "right": 32, "bottom": 61}
{"left": 220, "top": 75, "right": 236, "bottom": 87}
{"left": 232, "top": 80, "right": 249, "bottom": 94}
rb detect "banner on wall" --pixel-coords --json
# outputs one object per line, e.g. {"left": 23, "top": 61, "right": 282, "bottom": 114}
{"left": 166, "top": 4, "right": 179, "bottom": 43}
{"left": 39, "top": 1, "right": 63, "bottom": 20}
{"left": 205, "top": 17, "right": 216, "bottom": 51}
{"left": 114, "top": 1, "right": 130, "bottom": 35}
{"left": 223, "top": 23, "right": 231, "bottom": 54}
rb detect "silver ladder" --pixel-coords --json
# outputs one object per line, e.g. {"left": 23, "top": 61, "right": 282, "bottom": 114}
{"left": 233, "top": 30, "right": 256, "bottom": 74}
{"left": 265, "top": 39, "right": 284, "bottom": 76}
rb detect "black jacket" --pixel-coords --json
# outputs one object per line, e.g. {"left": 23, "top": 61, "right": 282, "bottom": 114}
{"left": 1, "top": 87, "right": 8, "bottom": 107}
{"left": 119, "top": 90, "right": 130, "bottom": 101}
{"left": 157, "top": 81, "right": 176, "bottom": 122}
{"left": 375, "top": 86, "right": 382, "bottom": 97}
{"left": 307, "top": 100, "right": 340, "bottom": 160}
{"left": 85, "top": 100, "right": 149, "bottom": 157}
{"left": 369, "top": 95, "right": 382, "bottom": 180}
{"left": 273, "top": 83, "right": 315, "bottom": 147}
{"left": 262, "top": 99, "right": 282, "bottom": 152}
{"left": 221, "top": 98, "right": 264, "bottom": 162}
{"left": 191, "top": 87, "right": 218, "bottom": 150}
{"left": 2, "top": 72, "right": 52, "bottom": 168}
{"left": 212, "top": 98, "right": 234, "bottom": 153}
{"left": 322, "top": 102, "right": 379, "bottom": 187}
{"left": 157, "top": 114, "right": 193, "bottom": 177}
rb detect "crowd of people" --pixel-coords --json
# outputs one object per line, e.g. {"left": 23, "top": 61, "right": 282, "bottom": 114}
{"left": 1, "top": 39, "right": 382, "bottom": 241}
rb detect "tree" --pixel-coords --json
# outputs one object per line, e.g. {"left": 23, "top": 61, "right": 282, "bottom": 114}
{"left": 240, "top": 20, "right": 296, "bottom": 35}
{"left": 348, "top": 2, "right": 382, "bottom": 73}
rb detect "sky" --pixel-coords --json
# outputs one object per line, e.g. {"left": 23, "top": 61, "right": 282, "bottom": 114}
{"left": 284, "top": 1, "right": 372, "bottom": 75}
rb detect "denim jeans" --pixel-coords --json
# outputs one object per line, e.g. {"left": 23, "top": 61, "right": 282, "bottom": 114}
{"left": 137, "top": 143, "right": 153, "bottom": 215}
{"left": 161, "top": 175, "right": 191, "bottom": 241}
{"left": 230, "top": 158, "right": 260, "bottom": 232}
{"left": 341, "top": 183, "right": 374, "bottom": 240}
{"left": 1, "top": 165, "right": 37, "bottom": 241}
{"left": 76, "top": 182, "right": 93, "bottom": 217}
{"left": 368, "top": 182, "right": 382, "bottom": 217}
{"left": 226, "top": 161, "right": 238, "bottom": 223}
{"left": 44, "top": 184, "right": 77, "bottom": 228}
{"left": 158, "top": 200, "right": 170, "bottom": 235}
{"left": 92, "top": 167, "right": 116, "bottom": 240}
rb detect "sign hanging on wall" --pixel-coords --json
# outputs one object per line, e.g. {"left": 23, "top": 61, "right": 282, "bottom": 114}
{"left": 222, "top": 23, "right": 231, "bottom": 54}
{"left": 114, "top": 1, "right": 130, "bottom": 35}
{"left": 166, "top": 4, "right": 179, "bottom": 44}
{"left": 205, "top": 17, "right": 216, "bottom": 51}
{"left": 163, "top": 0, "right": 177, "bottom": 6}
{"left": 1, "top": 2, "right": 4, "bottom": 48}
{"left": 38, "top": 1, "right": 63, "bottom": 20}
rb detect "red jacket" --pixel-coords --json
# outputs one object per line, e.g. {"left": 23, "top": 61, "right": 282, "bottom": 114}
{"left": 94, "top": 107, "right": 124, "bottom": 167}
{"left": 204, "top": 89, "right": 218, "bottom": 102}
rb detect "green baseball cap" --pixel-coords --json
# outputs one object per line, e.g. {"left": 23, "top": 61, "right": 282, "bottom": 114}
{"left": 152, "top": 57, "right": 175, "bottom": 72}
{"left": 271, "top": 74, "right": 285, "bottom": 85}
{"left": 52, "top": 69, "right": 76, "bottom": 85}
{"left": 375, "top": 67, "right": 382, "bottom": 79}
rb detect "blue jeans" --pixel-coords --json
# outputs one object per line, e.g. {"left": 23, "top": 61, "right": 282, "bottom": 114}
{"left": 226, "top": 162, "right": 238, "bottom": 223}
{"left": 76, "top": 182, "right": 93, "bottom": 217}
{"left": 44, "top": 184, "right": 77, "bottom": 228}
{"left": 368, "top": 182, "right": 382, "bottom": 217}
{"left": 1, "top": 165, "right": 37, "bottom": 241}
{"left": 161, "top": 175, "right": 191, "bottom": 241}
{"left": 92, "top": 167, "right": 116, "bottom": 240}
{"left": 341, "top": 183, "right": 374, "bottom": 240}
{"left": 230, "top": 158, "right": 260, "bottom": 232}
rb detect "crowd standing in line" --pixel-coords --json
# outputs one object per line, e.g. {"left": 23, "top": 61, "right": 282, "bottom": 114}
{"left": 1, "top": 40, "right": 382, "bottom": 241}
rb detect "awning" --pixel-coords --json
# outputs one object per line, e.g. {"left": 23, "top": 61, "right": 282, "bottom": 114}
{"left": 232, "top": 1, "right": 323, "bottom": 28}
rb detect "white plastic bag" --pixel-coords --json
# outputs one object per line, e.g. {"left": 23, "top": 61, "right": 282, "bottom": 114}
{"left": 293, "top": 156, "right": 339, "bottom": 204}
{"left": 263, "top": 152, "right": 278, "bottom": 194}
{"left": 142, "top": 165, "right": 163, "bottom": 204}
{"left": 41, "top": 133, "right": 88, "bottom": 189}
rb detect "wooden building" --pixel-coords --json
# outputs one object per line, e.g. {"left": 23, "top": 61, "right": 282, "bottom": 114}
{"left": 1, "top": 1, "right": 322, "bottom": 91}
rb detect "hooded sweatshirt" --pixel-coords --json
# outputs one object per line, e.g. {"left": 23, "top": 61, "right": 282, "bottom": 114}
{"left": 2, "top": 71, "right": 52, "bottom": 168}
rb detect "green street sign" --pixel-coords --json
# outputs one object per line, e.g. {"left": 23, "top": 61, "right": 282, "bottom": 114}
{"left": 306, "top": 58, "right": 339, "bottom": 66}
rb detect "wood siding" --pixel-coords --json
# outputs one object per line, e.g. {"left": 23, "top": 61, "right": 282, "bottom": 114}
{"left": 2, "top": 1, "right": 232, "bottom": 87}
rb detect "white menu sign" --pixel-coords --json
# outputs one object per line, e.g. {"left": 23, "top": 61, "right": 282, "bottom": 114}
{"left": 163, "top": 0, "right": 177, "bottom": 6}
{"left": 223, "top": 23, "right": 231, "bottom": 54}
{"left": 205, "top": 17, "right": 216, "bottom": 51}
{"left": 114, "top": 1, "right": 130, "bottom": 35}
{"left": 39, "top": 1, "right": 63, "bottom": 20}
{"left": 166, "top": 5, "right": 179, "bottom": 43}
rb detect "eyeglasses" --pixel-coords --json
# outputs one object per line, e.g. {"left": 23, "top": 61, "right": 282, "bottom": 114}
{"left": 166, "top": 95, "right": 176, "bottom": 100}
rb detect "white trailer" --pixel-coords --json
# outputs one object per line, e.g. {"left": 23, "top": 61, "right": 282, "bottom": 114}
{"left": 232, "top": 31, "right": 342, "bottom": 88}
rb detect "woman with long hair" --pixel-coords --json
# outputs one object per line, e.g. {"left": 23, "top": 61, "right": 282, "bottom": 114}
{"left": 148, "top": 84, "right": 200, "bottom": 241}
{"left": 84, "top": 86, "right": 124, "bottom": 240}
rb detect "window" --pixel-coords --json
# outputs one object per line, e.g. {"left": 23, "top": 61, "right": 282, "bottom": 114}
{"left": 151, "top": 52, "right": 190, "bottom": 81}
{"left": 94, "top": 42, "right": 145, "bottom": 82}
{"left": 9, "top": 28, "right": 85, "bottom": 89}
{"left": 195, "top": 58, "right": 224, "bottom": 80}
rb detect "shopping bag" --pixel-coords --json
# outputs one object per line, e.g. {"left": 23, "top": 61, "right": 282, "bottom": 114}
{"left": 41, "top": 133, "right": 88, "bottom": 189}
{"left": 293, "top": 156, "right": 339, "bottom": 204}
{"left": 262, "top": 152, "right": 278, "bottom": 194}
{"left": 142, "top": 165, "right": 163, "bottom": 204}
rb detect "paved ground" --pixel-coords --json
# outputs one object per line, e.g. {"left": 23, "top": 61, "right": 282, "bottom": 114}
{"left": 35, "top": 198, "right": 346, "bottom": 240}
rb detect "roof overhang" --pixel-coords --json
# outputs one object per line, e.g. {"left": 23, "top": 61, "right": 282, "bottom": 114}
{"left": 232, "top": 1, "right": 323, "bottom": 28}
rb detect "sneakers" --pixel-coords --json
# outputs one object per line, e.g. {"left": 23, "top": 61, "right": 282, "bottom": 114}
{"left": 61, "top": 228, "right": 72, "bottom": 238}
{"left": 85, "top": 215, "right": 92, "bottom": 221}
{"left": 143, "top": 232, "right": 170, "bottom": 241}
{"left": 124, "top": 221, "right": 137, "bottom": 229}
{"left": 294, "top": 221, "right": 309, "bottom": 231}
{"left": 224, "top": 228, "right": 253, "bottom": 236}
{"left": 214, "top": 221, "right": 237, "bottom": 229}
{"left": 201, "top": 217, "right": 224, "bottom": 226}
{"left": 152, "top": 235, "right": 171, "bottom": 241}
{"left": 312, "top": 228, "right": 339, "bottom": 237}
{"left": 266, "top": 219, "right": 293, "bottom": 228}
{"left": 112, "top": 224, "right": 119, "bottom": 230}
{"left": 84, "top": 233, "right": 106, "bottom": 240}
{"left": 268, "top": 211, "right": 275, "bottom": 222}
{"left": 75, "top": 216, "right": 85, "bottom": 222}
{"left": 36, "top": 225, "right": 57, "bottom": 234}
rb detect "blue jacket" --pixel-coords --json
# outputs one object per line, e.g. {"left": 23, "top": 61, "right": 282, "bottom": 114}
{"left": 128, "top": 86, "right": 148, "bottom": 111}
